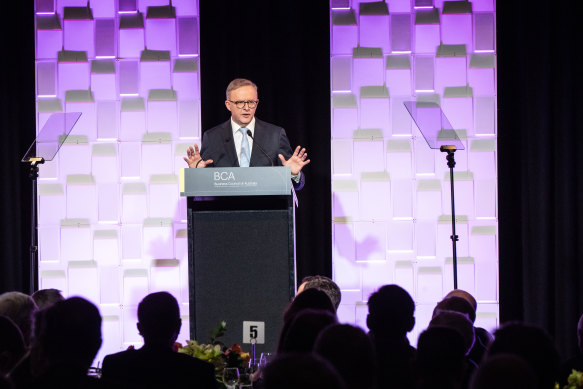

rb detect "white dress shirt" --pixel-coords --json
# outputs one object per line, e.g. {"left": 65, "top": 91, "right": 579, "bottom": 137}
{"left": 231, "top": 117, "right": 255, "bottom": 164}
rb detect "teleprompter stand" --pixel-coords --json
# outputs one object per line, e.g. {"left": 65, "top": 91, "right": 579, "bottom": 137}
{"left": 21, "top": 112, "right": 82, "bottom": 293}
{"left": 404, "top": 101, "right": 465, "bottom": 289}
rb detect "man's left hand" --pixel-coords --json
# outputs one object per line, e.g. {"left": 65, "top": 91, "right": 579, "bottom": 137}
{"left": 279, "top": 146, "right": 310, "bottom": 175}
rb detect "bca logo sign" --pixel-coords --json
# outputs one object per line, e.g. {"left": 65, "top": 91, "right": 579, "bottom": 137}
{"left": 213, "top": 171, "right": 235, "bottom": 181}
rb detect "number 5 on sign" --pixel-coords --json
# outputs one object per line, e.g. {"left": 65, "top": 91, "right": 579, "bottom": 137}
{"left": 243, "top": 321, "right": 265, "bottom": 344}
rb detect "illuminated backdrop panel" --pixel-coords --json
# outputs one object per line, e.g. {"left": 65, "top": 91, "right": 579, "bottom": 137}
{"left": 330, "top": 0, "right": 498, "bottom": 342}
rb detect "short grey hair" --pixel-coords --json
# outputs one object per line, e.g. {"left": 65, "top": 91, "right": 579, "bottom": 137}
{"left": 0, "top": 291, "right": 38, "bottom": 345}
{"left": 226, "top": 78, "right": 258, "bottom": 100}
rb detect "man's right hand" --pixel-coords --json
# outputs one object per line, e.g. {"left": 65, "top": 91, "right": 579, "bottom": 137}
{"left": 184, "top": 144, "right": 213, "bottom": 168}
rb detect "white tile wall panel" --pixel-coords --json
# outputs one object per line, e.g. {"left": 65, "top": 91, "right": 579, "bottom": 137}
{"left": 60, "top": 219, "right": 92, "bottom": 262}
{"left": 391, "top": 14, "right": 412, "bottom": 52}
{"left": 145, "top": 18, "right": 177, "bottom": 57}
{"left": 474, "top": 95, "right": 496, "bottom": 135}
{"left": 39, "top": 226, "right": 61, "bottom": 263}
{"left": 331, "top": 57, "right": 352, "bottom": 92}
{"left": 333, "top": 219, "right": 356, "bottom": 262}
{"left": 354, "top": 221, "right": 387, "bottom": 262}
{"left": 37, "top": 15, "right": 63, "bottom": 60}
{"left": 93, "top": 230, "right": 120, "bottom": 267}
{"left": 332, "top": 94, "right": 359, "bottom": 138}
{"left": 38, "top": 184, "right": 66, "bottom": 225}
{"left": 332, "top": 139, "right": 354, "bottom": 176}
{"left": 147, "top": 92, "right": 178, "bottom": 136}
{"left": 172, "top": 59, "right": 199, "bottom": 100}
{"left": 150, "top": 259, "right": 181, "bottom": 298}
{"left": 121, "top": 225, "right": 143, "bottom": 261}
{"left": 96, "top": 101, "right": 119, "bottom": 139}
{"left": 390, "top": 180, "right": 413, "bottom": 219}
{"left": 174, "top": 0, "right": 198, "bottom": 16}
{"left": 360, "top": 172, "right": 391, "bottom": 220}
{"left": 353, "top": 130, "right": 385, "bottom": 174}
{"left": 120, "top": 142, "right": 142, "bottom": 177}
{"left": 468, "top": 54, "right": 496, "bottom": 95}
{"left": 91, "top": 63, "right": 117, "bottom": 100}
{"left": 176, "top": 101, "right": 199, "bottom": 140}
{"left": 68, "top": 260, "right": 99, "bottom": 302}
{"left": 92, "top": 0, "right": 116, "bottom": 17}
{"left": 141, "top": 134, "right": 173, "bottom": 177}
{"left": 148, "top": 175, "right": 179, "bottom": 218}
{"left": 413, "top": 9, "right": 440, "bottom": 54}
{"left": 359, "top": 4, "right": 390, "bottom": 53}
{"left": 66, "top": 174, "right": 98, "bottom": 222}
{"left": 386, "top": 140, "right": 413, "bottom": 179}
{"left": 139, "top": 51, "right": 172, "bottom": 96}
{"left": 142, "top": 218, "right": 174, "bottom": 260}
{"left": 39, "top": 270, "right": 67, "bottom": 294}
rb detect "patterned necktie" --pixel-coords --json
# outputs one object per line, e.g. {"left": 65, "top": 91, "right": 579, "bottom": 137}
{"left": 238, "top": 127, "right": 250, "bottom": 167}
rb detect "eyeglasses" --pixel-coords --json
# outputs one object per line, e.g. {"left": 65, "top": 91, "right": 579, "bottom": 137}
{"left": 228, "top": 100, "right": 259, "bottom": 109}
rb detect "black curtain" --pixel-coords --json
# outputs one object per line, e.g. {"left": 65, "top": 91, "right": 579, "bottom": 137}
{"left": 0, "top": 2, "right": 35, "bottom": 293}
{"left": 199, "top": 0, "right": 332, "bottom": 283}
{"left": 497, "top": 2, "right": 583, "bottom": 359}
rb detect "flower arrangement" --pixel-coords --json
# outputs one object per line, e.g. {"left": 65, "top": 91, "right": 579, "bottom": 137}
{"left": 564, "top": 370, "right": 583, "bottom": 389}
{"left": 177, "top": 321, "right": 250, "bottom": 387}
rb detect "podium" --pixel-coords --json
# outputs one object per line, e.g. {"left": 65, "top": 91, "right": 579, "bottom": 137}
{"left": 180, "top": 167, "right": 297, "bottom": 354}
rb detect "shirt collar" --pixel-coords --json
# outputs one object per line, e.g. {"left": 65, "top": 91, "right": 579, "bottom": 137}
{"left": 231, "top": 117, "right": 256, "bottom": 136}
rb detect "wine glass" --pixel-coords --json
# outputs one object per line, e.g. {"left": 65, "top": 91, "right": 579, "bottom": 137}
{"left": 259, "top": 352, "right": 273, "bottom": 368}
{"left": 223, "top": 367, "right": 240, "bottom": 389}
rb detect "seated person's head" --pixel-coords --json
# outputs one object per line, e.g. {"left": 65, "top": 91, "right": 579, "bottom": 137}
{"left": 31, "top": 297, "right": 102, "bottom": 373}
{"left": 434, "top": 296, "right": 476, "bottom": 323}
{"left": 0, "top": 316, "right": 26, "bottom": 375}
{"left": 0, "top": 292, "right": 38, "bottom": 346}
{"left": 470, "top": 353, "right": 537, "bottom": 389}
{"left": 445, "top": 289, "right": 477, "bottom": 311}
{"left": 31, "top": 289, "right": 64, "bottom": 310}
{"left": 137, "top": 292, "right": 181, "bottom": 346}
{"left": 487, "top": 322, "right": 559, "bottom": 389}
{"left": 277, "top": 309, "right": 337, "bottom": 354}
{"left": 314, "top": 324, "right": 376, "bottom": 389}
{"left": 416, "top": 326, "right": 467, "bottom": 385}
{"left": 297, "top": 276, "right": 342, "bottom": 310}
{"left": 283, "top": 288, "right": 335, "bottom": 325}
{"left": 430, "top": 310, "right": 475, "bottom": 355}
{"left": 262, "top": 353, "right": 346, "bottom": 389}
{"left": 367, "top": 284, "right": 415, "bottom": 338}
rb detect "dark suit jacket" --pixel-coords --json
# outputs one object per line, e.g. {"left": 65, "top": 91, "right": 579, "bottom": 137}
{"left": 101, "top": 345, "right": 218, "bottom": 389}
{"left": 200, "top": 118, "right": 305, "bottom": 190}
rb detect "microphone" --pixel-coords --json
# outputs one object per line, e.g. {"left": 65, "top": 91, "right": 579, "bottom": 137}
{"left": 246, "top": 129, "right": 273, "bottom": 166}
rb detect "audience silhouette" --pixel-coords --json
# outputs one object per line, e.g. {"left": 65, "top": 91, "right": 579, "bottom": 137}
{"left": 27, "top": 297, "right": 105, "bottom": 388}
{"left": 31, "top": 289, "right": 64, "bottom": 310}
{"left": 0, "top": 283, "right": 578, "bottom": 389}
{"left": 101, "top": 292, "right": 217, "bottom": 389}
{"left": 416, "top": 326, "right": 467, "bottom": 389}
{"left": 262, "top": 353, "right": 346, "bottom": 389}
{"left": 444, "top": 290, "right": 493, "bottom": 364}
{"left": 486, "top": 321, "right": 560, "bottom": 389}
{"left": 314, "top": 323, "right": 377, "bottom": 389}
{"left": 277, "top": 308, "right": 337, "bottom": 354}
{"left": 367, "top": 284, "right": 417, "bottom": 389}
{"left": 0, "top": 316, "right": 25, "bottom": 377}
{"left": 0, "top": 292, "right": 38, "bottom": 346}
{"left": 470, "top": 353, "right": 537, "bottom": 389}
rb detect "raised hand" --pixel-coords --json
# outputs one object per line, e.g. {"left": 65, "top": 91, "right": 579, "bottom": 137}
{"left": 184, "top": 144, "right": 213, "bottom": 168}
{"left": 278, "top": 146, "right": 310, "bottom": 176}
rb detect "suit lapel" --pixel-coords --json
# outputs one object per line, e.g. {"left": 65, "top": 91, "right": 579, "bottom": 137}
{"left": 221, "top": 120, "right": 239, "bottom": 167}
{"left": 250, "top": 118, "right": 268, "bottom": 166}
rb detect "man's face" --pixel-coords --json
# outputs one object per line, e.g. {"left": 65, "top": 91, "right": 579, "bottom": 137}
{"left": 225, "top": 85, "right": 258, "bottom": 127}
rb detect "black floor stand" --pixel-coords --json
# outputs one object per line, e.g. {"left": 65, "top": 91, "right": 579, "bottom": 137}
{"left": 441, "top": 146, "right": 459, "bottom": 289}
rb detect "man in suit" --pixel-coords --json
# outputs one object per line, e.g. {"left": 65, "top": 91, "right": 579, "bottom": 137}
{"left": 184, "top": 78, "right": 310, "bottom": 190}
{"left": 101, "top": 292, "right": 217, "bottom": 389}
